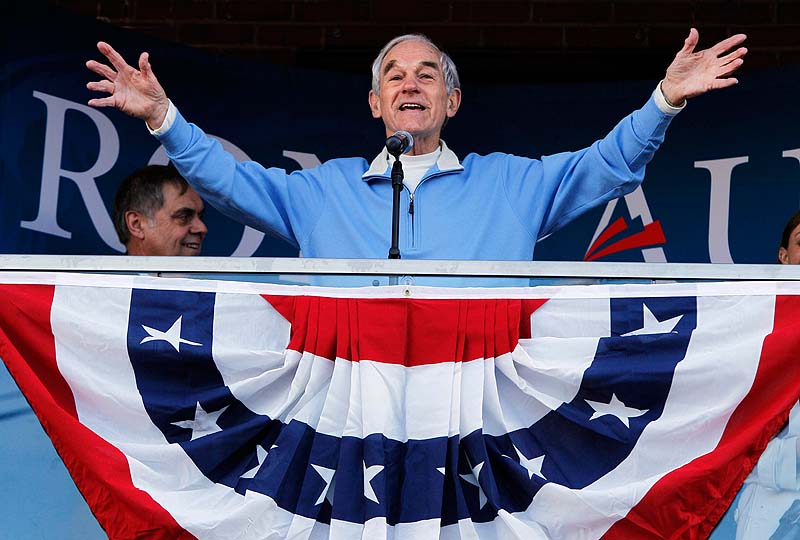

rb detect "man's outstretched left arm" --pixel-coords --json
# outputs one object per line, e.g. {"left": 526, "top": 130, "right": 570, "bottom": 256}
{"left": 515, "top": 28, "right": 747, "bottom": 239}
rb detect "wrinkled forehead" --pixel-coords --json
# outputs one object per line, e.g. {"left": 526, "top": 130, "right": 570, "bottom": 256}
{"left": 381, "top": 40, "right": 443, "bottom": 74}
{"left": 161, "top": 183, "right": 203, "bottom": 209}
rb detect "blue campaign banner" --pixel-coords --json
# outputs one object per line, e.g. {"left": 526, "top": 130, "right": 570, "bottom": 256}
{"left": 3, "top": 8, "right": 800, "bottom": 263}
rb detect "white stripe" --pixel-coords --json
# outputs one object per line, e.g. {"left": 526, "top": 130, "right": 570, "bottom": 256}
{"left": 484, "top": 297, "right": 613, "bottom": 436}
{"left": 530, "top": 297, "right": 611, "bottom": 338}
{"left": 214, "top": 346, "right": 590, "bottom": 442}
{"left": 212, "top": 292, "right": 292, "bottom": 414}
{"left": 211, "top": 293, "right": 603, "bottom": 440}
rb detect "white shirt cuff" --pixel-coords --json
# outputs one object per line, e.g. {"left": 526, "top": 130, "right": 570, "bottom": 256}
{"left": 653, "top": 81, "right": 685, "bottom": 115}
{"left": 146, "top": 100, "right": 177, "bottom": 135}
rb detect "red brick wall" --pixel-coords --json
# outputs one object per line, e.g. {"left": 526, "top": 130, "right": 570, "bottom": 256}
{"left": 49, "top": 0, "right": 800, "bottom": 83}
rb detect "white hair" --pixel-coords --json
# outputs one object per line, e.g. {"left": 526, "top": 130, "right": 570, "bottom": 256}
{"left": 370, "top": 34, "right": 460, "bottom": 95}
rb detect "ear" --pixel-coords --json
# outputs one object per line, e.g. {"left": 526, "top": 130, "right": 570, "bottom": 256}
{"left": 125, "top": 211, "right": 147, "bottom": 240}
{"left": 446, "top": 88, "right": 462, "bottom": 118}
{"left": 779, "top": 247, "right": 790, "bottom": 264}
{"left": 368, "top": 90, "right": 382, "bottom": 119}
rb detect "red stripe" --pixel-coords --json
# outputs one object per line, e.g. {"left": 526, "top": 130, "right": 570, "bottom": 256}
{"left": 585, "top": 216, "right": 628, "bottom": 260}
{"left": 585, "top": 221, "right": 666, "bottom": 262}
{"left": 0, "top": 284, "right": 77, "bottom": 416}
{"left": 604, "top": 295, "right": 800, "bottom": 540}
{"left": 0, "top": 284, "right": 195, "bottom": 540}
{"left": 264, "top": 296, "right": 547, "bottom": 365}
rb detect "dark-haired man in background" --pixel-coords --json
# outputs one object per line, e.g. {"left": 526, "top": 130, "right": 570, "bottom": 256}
{"left": 113, "top": 164, "right": 207, "bottom": 256}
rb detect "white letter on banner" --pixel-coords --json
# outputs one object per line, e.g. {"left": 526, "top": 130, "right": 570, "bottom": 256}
{"left": 283, "top": 150, "right": 322, "bottom": 170}
{"left": 694, "top": 156, "right": 749, "bottom": 264}
{"left": 782, "top": 148, "right": 800, "bottom": 206}
{"left": 588, "top": 187, "right": 667, "bottom": 262}
{"left": 22, "top": 91, "right": 125, "bottom": 252}
{"left": 782, "top": 148, "right": 800, "bottom": 168}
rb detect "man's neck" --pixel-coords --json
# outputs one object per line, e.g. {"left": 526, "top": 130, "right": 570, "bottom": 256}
{"left": 402, "top": 133, "right": 440, "bottom": 156}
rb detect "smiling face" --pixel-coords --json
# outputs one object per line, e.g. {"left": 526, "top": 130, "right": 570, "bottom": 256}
{"left": 126, "top": 183, "right": 207, "bottom": 256}
{"left": 368, "top": 39, "right": 461, "bottom": 155}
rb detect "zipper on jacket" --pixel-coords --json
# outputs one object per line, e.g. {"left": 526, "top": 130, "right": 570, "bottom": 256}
{"left": 375, "top": 169, "right": 449, "bottom": 250}
{"left": 404, "top": 170, "right": 450, "bottom": 250}
{"left": 407, "top": 190, "right": 415, "bottom": 248}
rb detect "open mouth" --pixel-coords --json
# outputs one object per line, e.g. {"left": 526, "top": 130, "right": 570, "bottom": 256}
{"left": 182, "top": 242, "right": 201, "bottom": 250}
{"left": 399, "top": 103, "right": 426, "bottom": 111}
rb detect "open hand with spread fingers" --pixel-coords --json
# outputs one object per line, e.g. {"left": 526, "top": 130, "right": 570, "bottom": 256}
{"left": 86, "top": 41, "right": 170, "bottom": 129}
{"left": 660, "top": 28, "right": 747, "bottom": 107}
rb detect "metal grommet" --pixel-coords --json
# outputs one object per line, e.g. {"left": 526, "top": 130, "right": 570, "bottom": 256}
{"left": 404, "top": 288, "right": 412, "bottom": 297}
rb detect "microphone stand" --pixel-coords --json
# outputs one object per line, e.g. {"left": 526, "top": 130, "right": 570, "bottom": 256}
{"left": 384, "top": 130, "right": 412, "bottom": 286}
{"left": 388, "top": 155, "right": 403, "bottom": 260}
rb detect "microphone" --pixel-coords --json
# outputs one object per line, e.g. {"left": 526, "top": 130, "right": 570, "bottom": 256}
{"left": 385, "top": 130, "right": 414, "bottom": 156}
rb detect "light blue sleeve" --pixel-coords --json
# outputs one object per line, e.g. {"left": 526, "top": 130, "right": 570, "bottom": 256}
{"left": 504, "top": 95, "right": 675, "bottom": 239}
{"left": 155, "top": 109, "right": 327, "bottom": 249}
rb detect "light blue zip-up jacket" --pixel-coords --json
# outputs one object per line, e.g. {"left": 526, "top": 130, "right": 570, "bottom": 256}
{"left": 157, "top": 93, "right": 673, "bottom": 264}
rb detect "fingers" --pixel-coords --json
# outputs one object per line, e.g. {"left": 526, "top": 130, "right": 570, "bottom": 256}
{"left": 710, "top": 33, "right": 747, "bottom": 56}
{"left": 87, "top": 96, "right": 118, "bottom": 108}
{"left": 85, "top": 59, "right": 117, "bottom": 81}
{"left": 718, "top": 58, "right": 745, "bottom": 78}
{"left": 680, "top": 28, "right": 699, "bottom": 54}
{"left": 86, "top": 80, "right": 115, "bottom": 94}
{"left": 138, "top": 52, "right": 152, "bottom": 78}
{"left": 97, "top": 41, "right": 132, "bottom": 73}
{"left": 719, "top": 46, "right": 748, "bottom": 65}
